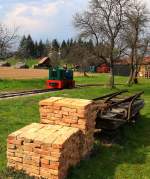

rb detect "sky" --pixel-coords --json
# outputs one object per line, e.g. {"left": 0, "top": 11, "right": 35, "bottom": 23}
{"left": 0, "top": 0, "right": 89, "bottom": 41}
{"left": 0, "top": 0, "right": 150, "bottom": 42}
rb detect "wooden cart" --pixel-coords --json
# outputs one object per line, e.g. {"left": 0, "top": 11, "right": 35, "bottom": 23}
{"left": 93, "top": 90, "right": 144, "bottom": 131}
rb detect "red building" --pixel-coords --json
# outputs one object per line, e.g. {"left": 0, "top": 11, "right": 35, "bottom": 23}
{"left": 96, "top": 64, "right": 110, "bottom": 73}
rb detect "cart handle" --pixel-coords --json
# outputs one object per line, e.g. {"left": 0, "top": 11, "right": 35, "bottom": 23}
{"left": 93, "top": 90, "right": 128, "bottom": 101}
{"left": 127, "top": 91, "right": 144, "bottom": 121}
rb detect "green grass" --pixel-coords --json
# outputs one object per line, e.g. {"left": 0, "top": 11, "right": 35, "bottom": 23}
{"left": 0, "top": 79, "right": 46, "bottom": 92}
{"left": 6, "top": 58, "right": 19, "bottom": 66}
{"left": 25, "top": 58, "right": 39, "bottom": 68}
{"left": 0, "top": 75, "right": 150, "bottom": 179}
{"left": 7, "top": 58, "right": 38, "bottom": 68}
{"left": 0, "top": 74, "right": 127, "bottom": 92}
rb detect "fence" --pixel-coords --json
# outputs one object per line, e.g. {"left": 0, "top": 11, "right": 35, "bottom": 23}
{"left": 145, "top": 71, "right": 150, "bottom": 79}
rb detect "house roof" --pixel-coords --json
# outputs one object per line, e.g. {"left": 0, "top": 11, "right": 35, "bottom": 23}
{"left": 115, "top": 58, "right": 130, "bottom": 65}
{"left": 143, "top": 56, "right": 150, "bottom": 65}
{"left": 38, "top": 57, "right": 50, "bottom": 65}
{"left": 115, "top": 56, "right": 150, "bottom": 65}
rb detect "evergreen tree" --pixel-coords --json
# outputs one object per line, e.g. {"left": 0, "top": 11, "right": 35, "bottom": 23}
{"left": 78, "top": 38, "right": 84, "bottom": 46}
{"left": 69, "top": 38, "right": 73, "bottom": 47}
{"left": 18, "top": 35, "right": 35, "bottom": 58}
{"left": 26, "top": 35, "right": 34, "bottom": 57}
{"left": 67, "top": 39, "right": 70, "bottom": 47}
{"left": 38, "top": 40, "right": 45, "bottom": 57}
{"left": 34, "top": 41, "right": 38, "bottom": 57}
{"left": 61, "top": 40, "right": 67, "bottom": 49}
{"left": 18, "top": 35, "right": 28, "bottom": 58}
{"left": 44, "top": 39, "right": 51, "bottom": 56}
{"left": 73, "top": 40, "right": 77, "bottom": 46}
{"left": 52, "top": 39, "right": 59, "bottom": 52}
{"left": 61, "top": 40, "right": 68, "bottom": 59}
{"left": 67, "top": 38, "right": 73, "bottom": 47}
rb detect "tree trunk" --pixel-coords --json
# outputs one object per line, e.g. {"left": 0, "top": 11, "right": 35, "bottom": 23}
{"left": 133, "top": 68, "right": 139, "bottom": 84}
{"left": 109, "top": 63, "right": 115, "bottom": 88}
{"left": 83, "top": 71, "right": 89, "bottom": 77}
{"left": 128, "top": 65, "right": 134, "bottom": 86}
{"left": 109, "top": 40, "right": 115, "bottom": 88}
{"left": 128, "top": 50, "right": 135, "bottom": 86}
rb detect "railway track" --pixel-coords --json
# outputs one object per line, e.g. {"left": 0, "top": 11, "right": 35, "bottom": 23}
{"left": 0, "top": 83, "right": 124, "bottom": 99}
{"left": 0, "top": 89, "right": 60, "bottom": 99}
{"left": 0, "top": 84, "right": 90, "bottom": 99}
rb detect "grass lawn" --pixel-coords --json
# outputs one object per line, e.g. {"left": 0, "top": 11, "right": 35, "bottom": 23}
{"left": 0, "top": 79, "right": 46, "bottom": 92}
{"left": 0, "top": 74, "right": 127, "bottom": 92}
{"left": 0, "top": 75, "right": 150, "bottom": 179}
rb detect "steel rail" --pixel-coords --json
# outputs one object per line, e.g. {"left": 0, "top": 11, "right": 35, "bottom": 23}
{"left": 0, "top": 89, "right": 60, "bottom": 99}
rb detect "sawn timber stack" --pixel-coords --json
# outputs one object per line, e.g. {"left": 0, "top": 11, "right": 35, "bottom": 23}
{"left": 7, "top": 97, "right": 97, "bottom": 179}
{"left": 7, "top": 124, "right": 83, "bottom": 179}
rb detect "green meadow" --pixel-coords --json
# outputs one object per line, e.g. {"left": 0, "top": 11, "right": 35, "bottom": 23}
{"left": 0, "top": 75, "right": 150, "bottom": 179}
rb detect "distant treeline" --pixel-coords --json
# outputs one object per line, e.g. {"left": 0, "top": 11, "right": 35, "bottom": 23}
{"left": 17, "top": 35, "right": 95, "bottom": 60}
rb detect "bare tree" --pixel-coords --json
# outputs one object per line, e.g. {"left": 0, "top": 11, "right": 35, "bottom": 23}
{"left": 67, "top": 43, "right": 96, "bottom": 76}
{"left": 0, "top": 23, "right": 18, "bottom": 59}
{"left": 123, "top": 0, "right": 150, "bottom": 85}
{"left": 74, "top": 0, "right": 130, "bottom": 88}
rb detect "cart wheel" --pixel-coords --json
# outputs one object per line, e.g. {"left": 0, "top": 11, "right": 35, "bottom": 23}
{"left": 130, "top": 112, "right": 140, "bottom": 124}
{"left": 134, "top": 112, "right": 140, "bottom": 121}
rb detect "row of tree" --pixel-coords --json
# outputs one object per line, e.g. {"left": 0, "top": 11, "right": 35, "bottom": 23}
{"left": 47, "top": 38, "right": 96, "bottom": 69}
{"left": 18, "top": 35, "right": 47, "bottom": 58}
{"left": 73, "top": 0, "right": 150, "bottom": 87}
{"left": 0, "top": 22, "right": 97, "bottom": 71}
{"left": 17, "top": 35, "right": 95, "bottom": 61}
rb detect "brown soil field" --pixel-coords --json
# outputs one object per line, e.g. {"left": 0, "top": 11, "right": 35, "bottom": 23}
{"left": 0, "top": 67, "right": 48, "bottom": 79}
{"left": 0, "top": 67, "right": 96, "bottom": 80}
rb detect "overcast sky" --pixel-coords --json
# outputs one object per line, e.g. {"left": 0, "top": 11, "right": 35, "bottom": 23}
{"left": 0, "top": 0, "right": 149, "bottom": 42}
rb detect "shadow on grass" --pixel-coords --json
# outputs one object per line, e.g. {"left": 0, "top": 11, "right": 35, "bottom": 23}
{"left": 0, "top": 169, "right": 34, "bottom": 179}
{"left": 68, "top": 115, "right": 150, "bottom": 179}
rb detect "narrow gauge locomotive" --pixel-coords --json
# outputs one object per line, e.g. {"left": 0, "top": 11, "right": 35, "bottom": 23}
{"left": 46, "top": 67, "right": 75, "bottom": 89}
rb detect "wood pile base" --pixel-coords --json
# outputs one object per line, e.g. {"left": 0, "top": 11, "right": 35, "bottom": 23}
{"left": 7, "top": 97, "right": 97, "bottom": 179}
{"left": 7, "top": 123, "right": 84, "bottom": 179}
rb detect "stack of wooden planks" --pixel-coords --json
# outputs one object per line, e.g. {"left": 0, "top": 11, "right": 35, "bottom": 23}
{"left": 7, "top": 123, "right": 84, "bottom": 179}
{"left": 7, "top": 97, "right": 97, "bottom": 179}
{"left": 39, "top": 97, "right": 97, "bottom": 155}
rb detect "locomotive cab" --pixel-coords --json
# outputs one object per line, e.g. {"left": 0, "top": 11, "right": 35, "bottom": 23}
{"left": 47, "top": 67, "right": 75, "bottom": 89}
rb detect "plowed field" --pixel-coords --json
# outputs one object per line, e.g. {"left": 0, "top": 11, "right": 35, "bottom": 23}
{"left": 0, "top": 67, "right": 48, "bottom": 79}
